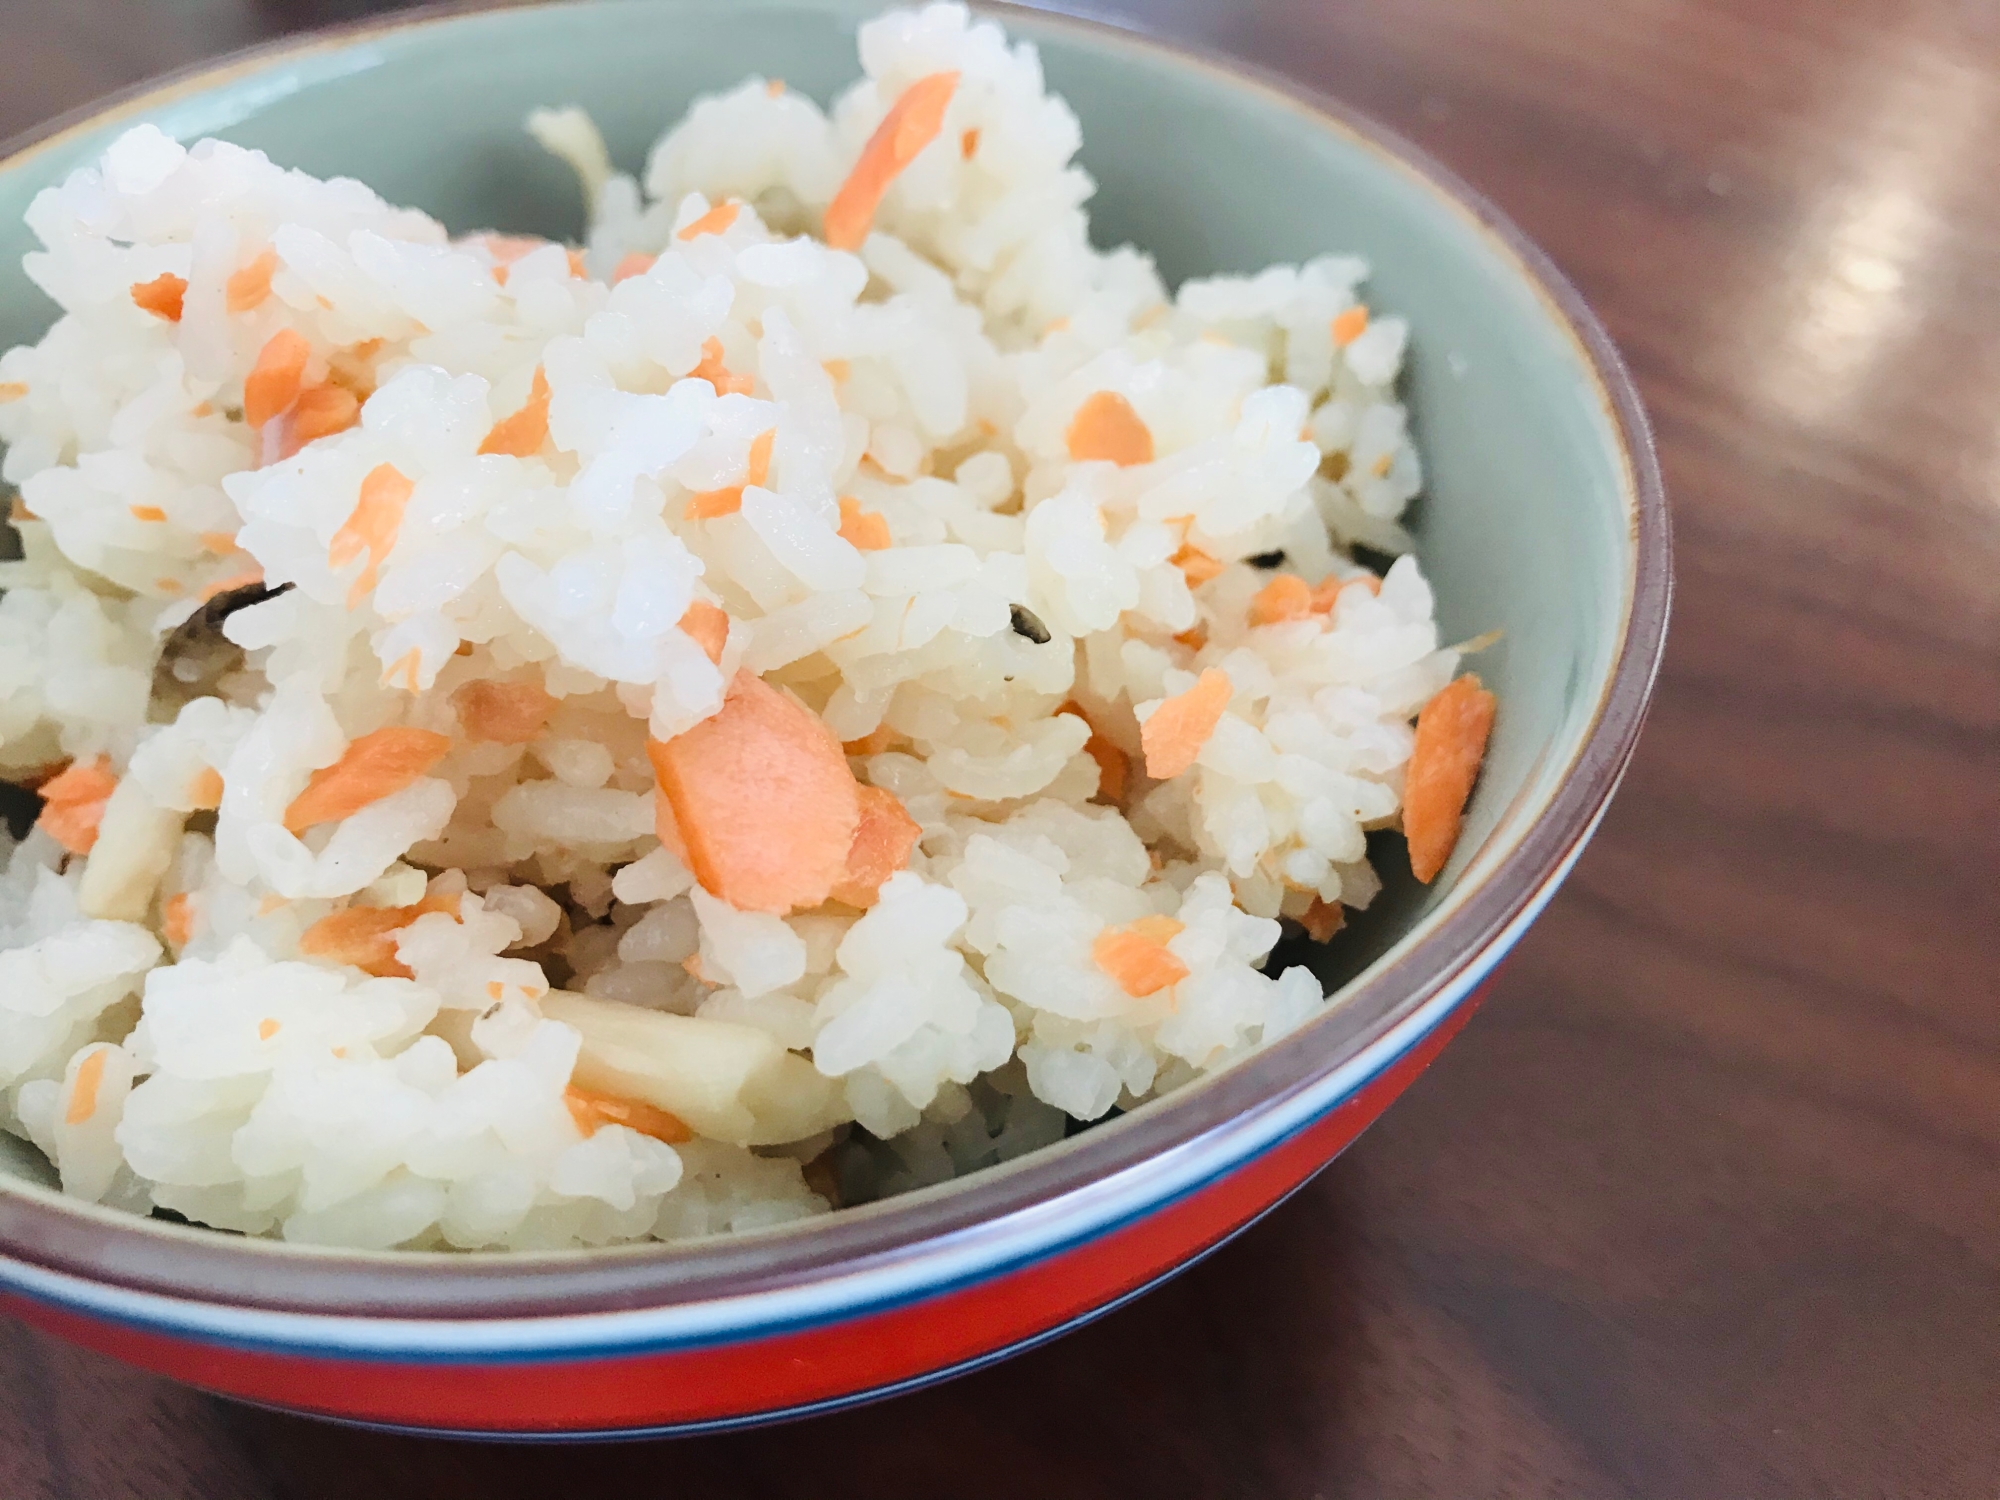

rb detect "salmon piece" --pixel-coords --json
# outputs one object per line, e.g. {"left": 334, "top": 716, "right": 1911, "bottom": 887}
{"left": 452, "top": 678, "right": 558, "bottom": 744}
{"left": 842, "top": 726, "right": 908, "bottom": 757}
{"left": 684, "top": 428, "right": 774, "bottom": 519}
{"left": 565, "top": 1084, "right": 694, "bottom": 1145}
{"left": 328, "top": 462, "right": 414, "bottom": 608}
{"left": 1065, "top": 390, "right": 1154, "bottom": 466}
{"left": 1309, "top": 572, "right": 1379, "bottom": 612}
{"left": 481, "top": 234, "right": 545, "bottom": 286}
{"left": 677, "top": 200, "right": 740, "bottom": 240}
{"left": 679, "top": 600, "right": 730, "bottom": 665}
{"left": 162, "top": 892, "right": 195, "bottom": 949}
{"left": 836, "top": 496, "right": 892, "bottom": 550}
{"left": 244, "top": 328, "right": 311, "bottom": 427}
{"left": 297, "top": 889, "right": 459, "bottom": 979}
{"left": 1249, "top": 573, "right": 1314, "bottom": 626}
{"left": 225, "top": 248, "right": 279, "bottom": 314}
{"left": 1060, "top": 702, "right": 1129, "bottom": 804}
{"left": 289, "top": 382, "right": 361, "bottom": 448}
{"left": 36, "top": 756, "right": 117, "bottom": 855}
{"left": 612, "top": 252, "right": 656, "bottom": 283}
{"left": 1092, "top": 915, "right": 1188, "bottom": 998}
{"left": 64, "top": 1049, "right": 109, "bottom": 1125}
{"left": 1404, "top": 674, "right": 1497, "bottom": 883}
{"left": 188, "top": 766, "right": 224, "bottom": 810}
{"left": 830, "top": 784, "right": 922, "bottom": 909}
{"left": 283, "top": 726, "right": 452, "bottom": 833}
{"left": 1171, "top": 542, "right": 1222, "bottom": 588}
{"left": 198, "top": 566, "right": 264, "bottom": 602}
{"left": 824, "top": 70, "right": 961, "bottom": 250}
{"left": 131, "top": 273, "right": 187, "bottom": 322}
{"left": 1141, "top": 668, "right": 1232, "bottom": 781}
{"left": 478, "top": 366, "right": 551, "bottom": 458}
{"left": 960, "top": 126, "right": 980, "bottom": 159}
{"left": 128, "top": 504, "right": 166, "bottom": 523}
{"left": 1299, "top": 897, "right": 1344, "bottom": 943}
{"left": 0, "top": 382, "right": 27, "bottom": 402}
{"left": 1332, "top": 305, "right": 1370, "bottom": 347}
{"left": 689, "top": 336, "right": 755, "bottom": 398}
{"left": 647, "top": 672, "right": 860, "bottom": 913}
{"left": 566, "top": 248, "right": 587, "bottom": 279}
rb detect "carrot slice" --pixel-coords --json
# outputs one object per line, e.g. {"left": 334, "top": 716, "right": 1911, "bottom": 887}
{"left": 244, "top": 329, "right": 311, "bottom": 427}
{"left": 452, "top": 678, "right": 558, "bottom": 744}
{"left": 1171, "top": 542, "right": 1223, "bottom": 588}
{"left": 297, "top": 889, "right": 459, "bottom": 978}
{"left": 612, "top": 252, "right": 656, "bottom": 283}
{"left": 684, "top": 428, "right": 774, "bottom": 519}
{"left": 677, "top": 200, "right": 740, "bottom": 240}
{"left": 289, "top": 382, "right": 361, "bottom": 448}
{"left": 1248, "top": 573, "right": 1314, "bottom": 626}
{"left": 1404, "top": 674, "right": 1497, "bottom": 883}
{"left": 678, "top": 600, "right": 730, "bottom": 665}
{"left": 823, "top": 70, "right": 961, "bottom": 251}
{"left": 328, "top": 462, "right": 414, "bottom": 608}
{"left": 1140, "top": 668, "right": 1232, "bottom": 781}
{"left": 131, "top": 273, "right": 187, "bottom": 322}
{"left": 283, "top": 726, "right": 452, "bottom": 833}
{"left": 188, "top": 766, "right": 224, "bottom": 810}
{"left": 836, "top": 496, "right": 892, "bottom": 551}
{"left": 1332, "top": 305, "right": 1370, "bottom": 348}
{"left": 829, "top": 784, "right": 922, "bottom": 909}
{"left": 564, "top": 1085, "right": 693, "bottom": 1145}
{"left": 689, "top": 336, "right": 755, "bottom": 398}
{"left": 64, "top": 1049, "right": 109, "bottom": 1125}
{"left": 647, "top": 671, "right": 860, "bottom": 913}
{"left": 36, "top": 756, "right": 117, "bottom": 855}
{"left": 162, "top": 891, "right": 195, "bottom": 949}
{"left": 1309, "top": 572, "right": 1380, "bottom": 612}
{"left": 1092, "top": 915, "right": 1188, "bottom": 998}
{"left": 1299, "top": 897, "right": 1344, "bottom": 943}
{"left": 477, "top": 366, "right": 551, "bottom": 457}
{"left": 226, "top": 248, "right": 279, "bottom": 314}
{"left": 1065, "top": 390, "right": 1154, "bottom": 466}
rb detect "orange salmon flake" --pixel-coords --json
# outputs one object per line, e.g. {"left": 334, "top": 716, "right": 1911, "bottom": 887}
{"left": 188, "top": 766, "right": 224, "bottom": 810}
{"left": 162, "top": 892, "right": 195, "bottom": 949}
{"left": 0, "top": 382, "right": 27, "bottom": 402}
{"left": 226, "top": 247, "right": 279, "bottom": 314}
{"left": 1171, "top": 543, "right": 1223, "bottom": 588}
{"left": 684, "top": 428, "right": 774, "bottom": 519}
{"left": 453, "top": 678, "right": 558, "bottom": 744}
{"left": 1299, "top": 897, "right": 1345, "bottom": 943}
{"left": 64, "top": 1049, "right": 109, "bottom": 1125}
{"left": 829, "top": 783, "right": 922, "bottom": 909}
{"left": 127, "top": 504, "right": 166, "bottom": 523}
{"left": 690, "top": 335, "right": 755, "bottom": 398}
{"left": 289, "top": 382, "right": 361, "bottom": 449}
{"left": 297, "top": 889, "right": 459, "bottom": 978}
{"left": 1403, "top": 674, "right": 1497, "bottom": 884}
{"left": 564, "top": 1085, "right": 693, "bottom": 1145}
{"left": 478, "top": 366, "right": 551, "bottom": 457}
{"left": 37, "top": 756, "right": 118, "bottom": 855}
{"left": 1309, "top": 572, "right": 1379, "bottom": 612}
{"left": 677, "top": 200, "right": 741, "bottom": 240}
{"left": 283, "top": 726, "right": 452, "bottom": 833}
{"left": 1248, "top": 573, "right": 1315, "bottom": 626}
{"left": 1141, "top": 668, "right": 1232, "bottom": 781}
{"left": 836, "top": 496, "right": 892, "bottom": 550}
{"left": 198, "top": 567, "right": 263, "bottom": 602}
{"left": 1332, "top": 305, "right": 1370, "bottom": 347}
{"left": 328, "top": 462, "right": 414, "bottom": 608}
{"left": 824, "top": 71, "right": 960, "bottom": 250}
{"left": 1065, "top": 390, "right": 1154, "bottom": 466}
{"left": 1092, "top": 915, "right": 1188, "bottom": 998}
{"left": 960, "top": 127, "right": 980, "bottom": 158}
{"left": 244, "top": 328, "right": 311, "bottom": 427}
{"left": 257, "top": 1018, "right": 281, "bottom": 1041}
{"left": 612, "top": 251, "right": 656, "bottom": 283}
{"left": 678, "top": 599, "right": 730, "bottom": 665}
{"left": 131, "top": 273, "right": 187, "bottom": 322}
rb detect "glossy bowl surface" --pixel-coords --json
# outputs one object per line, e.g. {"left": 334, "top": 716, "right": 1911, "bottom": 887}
{"left": 0, "top": 0, "right": 1668, "bottom": 1436}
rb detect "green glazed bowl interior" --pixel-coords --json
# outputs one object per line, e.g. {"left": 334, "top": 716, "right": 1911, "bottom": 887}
{"left": 0, "top": 0, "right": 1665, "bottom": 1300}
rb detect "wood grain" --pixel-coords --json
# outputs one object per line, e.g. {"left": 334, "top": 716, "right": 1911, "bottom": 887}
{"left": 3, "top": 0, "right": 1998, "bottom": 1494}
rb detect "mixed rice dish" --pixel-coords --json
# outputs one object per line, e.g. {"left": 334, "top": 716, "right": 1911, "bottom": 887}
{"left": 0, "top": 4, "right": 1495, "bottom": 1250}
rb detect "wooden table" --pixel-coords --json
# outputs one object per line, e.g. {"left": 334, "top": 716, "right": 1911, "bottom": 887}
{"left": 4, "top": 0, "right": 1997, "bottom": 1494}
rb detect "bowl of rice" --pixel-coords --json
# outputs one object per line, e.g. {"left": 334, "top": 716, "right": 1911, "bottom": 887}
{"left": 0, "top": 0, "right": 1668, "bottom": 1436}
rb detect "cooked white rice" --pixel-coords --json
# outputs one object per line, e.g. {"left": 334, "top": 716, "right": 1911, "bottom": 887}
{"left": 0, "top": 3, "right": 1474, "bottom": 1250}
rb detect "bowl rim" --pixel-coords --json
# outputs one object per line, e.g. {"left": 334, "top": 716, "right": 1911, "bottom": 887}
{"left": 0, "top": 0, "right": 1671, "bottom": 1324}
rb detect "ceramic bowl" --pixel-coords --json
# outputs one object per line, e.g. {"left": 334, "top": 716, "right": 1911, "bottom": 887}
{"left": 0, "top": 0, "right": 1668, "bottom": 1437}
